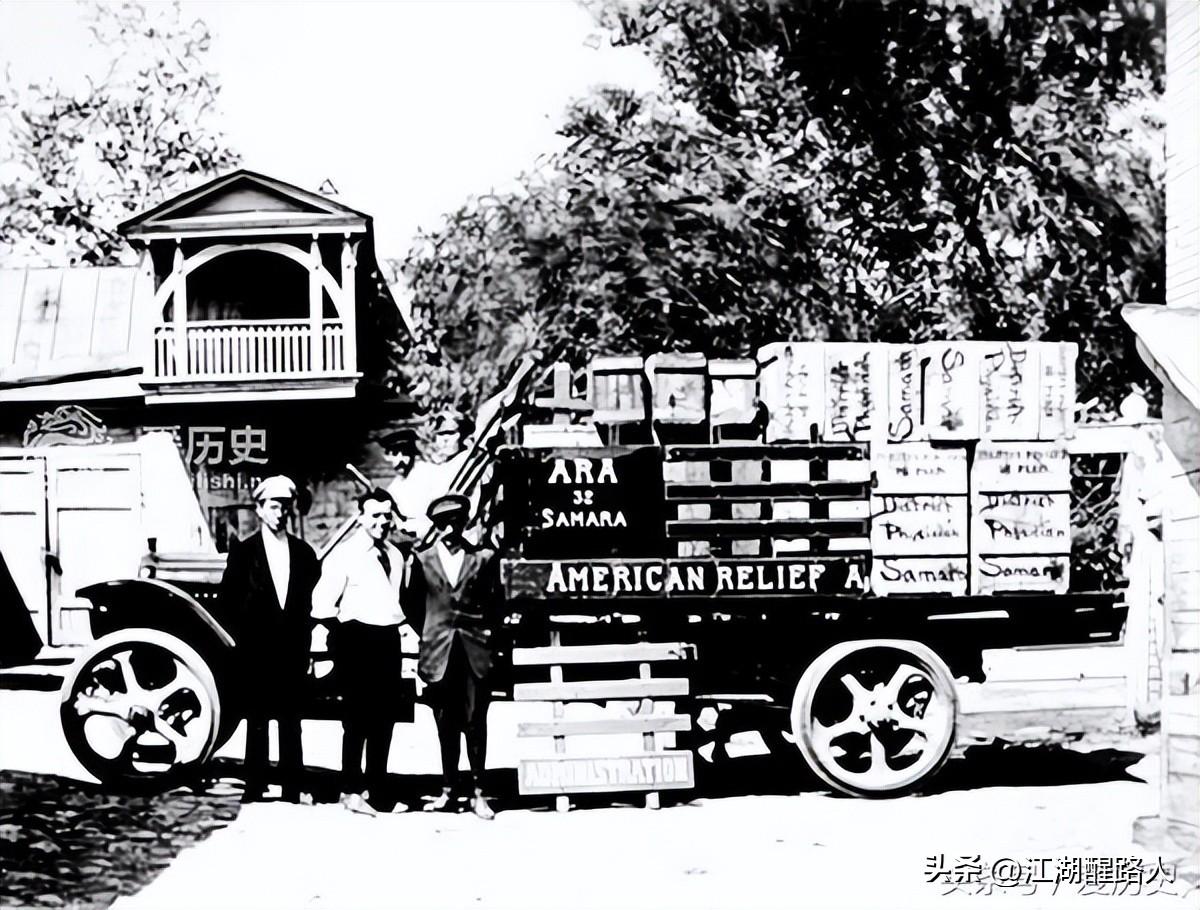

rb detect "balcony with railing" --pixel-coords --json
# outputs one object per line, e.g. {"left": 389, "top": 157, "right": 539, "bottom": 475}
{"left": 145, "top": 318, "right": 358, "bottom": 399}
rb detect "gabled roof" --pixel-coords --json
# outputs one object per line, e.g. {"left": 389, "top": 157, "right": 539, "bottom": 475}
{"left": 119, "top": 169, "right": 369, "bottom": 240}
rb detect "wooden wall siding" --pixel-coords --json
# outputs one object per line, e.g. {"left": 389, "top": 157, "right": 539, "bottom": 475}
{"left": 0, "top": 267, "right": 146, "bottom": 377}
{"left": 1167, "top": 0, "right": 1200, "bottom": 308}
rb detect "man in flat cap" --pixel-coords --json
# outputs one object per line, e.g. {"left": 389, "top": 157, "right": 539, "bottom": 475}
{"left": 313, "top": 487, "right": 419, "bottom": 815}
{"left": 411, "top": 492, "right": 501, "bottom": 820}
{"left": 218, "top": 474, "right": 319, "bottom": 802}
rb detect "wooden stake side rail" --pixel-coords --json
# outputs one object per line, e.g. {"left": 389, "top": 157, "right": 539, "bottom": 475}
{"left": 516, "top": 636, "right": 696, "bottom": 808}
{"left": 512, "top": 642, "right": 696, "bottom": 665}
{"left": 513, "top": 678, "right": 689, "bottom": 702}
{"left": 517, "top": 715, "right": 693, "bottom": 737}
{"left": 664, "top": 443, "right": 868, "bottom": 461}
{"left": 665, "top": 480, "right": 871, "bottom": 503}
{"left": 666, "top": 518, "right": 870, "bottom": 539}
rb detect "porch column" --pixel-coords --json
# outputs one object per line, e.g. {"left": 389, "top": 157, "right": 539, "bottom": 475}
{"left": 309, "top": 235, "right": 323, "bottom": 372}
{"left": 172, "top": 241, "right": 188, "bottom": 378}
{"left": 340, "top": 234, "right": 357, "bottom": 374}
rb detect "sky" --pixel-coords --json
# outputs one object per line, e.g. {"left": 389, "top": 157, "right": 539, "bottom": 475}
{"left": 0, "top": 0, "right": 659, "bottom": 259}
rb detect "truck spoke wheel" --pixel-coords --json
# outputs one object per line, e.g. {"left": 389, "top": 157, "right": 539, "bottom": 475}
{"left": 791, "top": 640, "right": 957, "bottom": 797}
{"left": 60, "top": 629, "right": 221, "bottom": 789}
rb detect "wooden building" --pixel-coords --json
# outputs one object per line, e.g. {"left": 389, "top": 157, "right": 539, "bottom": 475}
{"left": 1124, "top": 0, "right": 1200, "bottom": 879}
{"left": 0, "top": 171, "right": 412, "bottom": 647}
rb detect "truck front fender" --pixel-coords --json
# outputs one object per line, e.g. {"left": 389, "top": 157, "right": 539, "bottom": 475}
{"left": 77, "top": 578, "right": 235, "bottom": 652}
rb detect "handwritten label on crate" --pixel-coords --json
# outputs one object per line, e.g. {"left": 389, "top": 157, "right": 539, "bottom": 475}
{"left": 972, "top": 442, "right": 1070, "bottom": 492}
{"left": 825, "top": 343, "right": 887, "bottom": 443}
{"left": 886, "top": 345, "right": 924, "bottom": 442}
{"left": 921, "top": 342, "right": 981, "bottom": 440}
{"left": 971, "top": 492, "right": 1071, "bottom": 555}
{"left": 1038, "top": 342, "right": 1077, "bottom": 440}
{"left": 871, "top": 556, "right": 970, "bottom": 596}
{"left": 971, "top": 554, "right": 1070, "bottom": 594}
{"left": 980, "top": 342, "right": 1040, "bottom": 440}
{"left": 872, "top": 443, "right": 968, "bottom": 494}
{"left": 758, "top": 342, "right": 825, "bottom": 442}
{"left": 870, "top": 495, "right": 969, "bottom": 556}
{"left": 519, "top": 752, "right": 694, "bottom": 795}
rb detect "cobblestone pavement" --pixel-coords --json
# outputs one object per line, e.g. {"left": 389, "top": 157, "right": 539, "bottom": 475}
{"left": 0, "top": 770, "right": 240, "bottom": 910}
{"left": 1, "top": 679, "right": 1193, "bottom": 909}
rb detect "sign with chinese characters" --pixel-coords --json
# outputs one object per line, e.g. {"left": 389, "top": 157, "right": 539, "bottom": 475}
{"left": 824, "top": 343, "right": 887, "bottom": 443}
{"left": 503, "top": 556, "right": 870, "bottom": 599}
{"left": 757, "top": 341, "right": 825, "bottom": 442}
{"left": 185, "top": 425, "right": 269, "bottom": 468}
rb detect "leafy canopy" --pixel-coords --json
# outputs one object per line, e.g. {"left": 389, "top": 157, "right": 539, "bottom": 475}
{"left": 0, "top": 1, "right": 239, "bottom": 266}
{"left": 401, "top": 0, "right": 1164, "bottom": 424}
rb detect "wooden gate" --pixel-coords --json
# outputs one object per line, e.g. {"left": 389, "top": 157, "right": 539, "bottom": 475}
{"left": 47, "top": 451, "right": 143, "bottom": 645}
{"left": 0, "top": 450, "right": 143, "bottom": 646}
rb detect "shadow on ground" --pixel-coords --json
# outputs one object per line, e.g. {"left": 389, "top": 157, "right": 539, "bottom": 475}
{"left": 0, "top": 738, "right": 1153, "bottom": 907}
{"left": 683, "top": 737, "right": 1149, "bottom": 801}
{"left": 0, "top": 770, "right": 241, "bottom": 910}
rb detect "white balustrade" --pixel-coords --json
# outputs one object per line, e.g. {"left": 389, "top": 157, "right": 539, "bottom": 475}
{"left": 152, "top": 319, "right": 347, "bottom": 381}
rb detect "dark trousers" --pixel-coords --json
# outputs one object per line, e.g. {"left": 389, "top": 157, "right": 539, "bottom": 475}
{"left": 428, "top": 635, "right": 491, "bottom": 792}
{"left": 244, "top": 702, "right": 302, "bottom": 797}
{"left": 338, "top": 620, "right": 403, "bottom": 797}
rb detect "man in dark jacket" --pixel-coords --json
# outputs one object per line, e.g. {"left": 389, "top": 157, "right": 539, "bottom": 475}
{"left": 411, "top": 493, "right": 500, "bottom": 820}
{"left": 218, "top": 475, "right": 319, "bottom": 803}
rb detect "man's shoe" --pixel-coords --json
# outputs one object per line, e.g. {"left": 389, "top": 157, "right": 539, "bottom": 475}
{"left": 423, "top": 788, "right": 454, "bottom": 812}
{"left": 341, "top": 793, "right": 377, "bottom": 817}
{"left": 240, "top": 787, "right": 265, "bottom": 805}
{"left": 470, "top": 794, "right": 495, "bottom": 821}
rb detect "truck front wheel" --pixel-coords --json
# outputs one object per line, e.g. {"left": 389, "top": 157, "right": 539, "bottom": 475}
{"left": 790, "top": 639, "right": 957, "bottom": 797}
{"left": 60, "top": 629, "right": 222, "bottom": 790}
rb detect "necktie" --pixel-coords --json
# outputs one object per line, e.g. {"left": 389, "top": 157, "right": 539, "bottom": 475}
{"left": 375, "top": 542, "right": 391, "bottom": 578}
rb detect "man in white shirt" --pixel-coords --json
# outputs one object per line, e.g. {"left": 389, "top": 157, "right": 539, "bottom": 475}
{"left": 312, "top": 487, "right": 416, "bottom": 815}
{"left": 217, "top": 475, "right": 319, "bottom": 803}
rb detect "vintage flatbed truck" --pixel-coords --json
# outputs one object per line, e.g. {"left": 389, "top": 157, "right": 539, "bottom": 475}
{"left": 58, "top": 342, "right": 1130, "bottom": 799}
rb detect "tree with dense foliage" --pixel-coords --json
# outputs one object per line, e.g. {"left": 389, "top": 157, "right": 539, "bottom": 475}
{"left": 0, "top": 1, "right": 239, "bottom": 266}
{"left": 401, "top": 0, "right": 1164, "bottom": 426}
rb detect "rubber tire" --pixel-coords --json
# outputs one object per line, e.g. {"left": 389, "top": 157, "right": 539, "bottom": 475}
{"left": 790, "top": 638, "right": 957, "bottom": 798}
{"left": 60, "top": 628, "right": 222, "bottom": 791}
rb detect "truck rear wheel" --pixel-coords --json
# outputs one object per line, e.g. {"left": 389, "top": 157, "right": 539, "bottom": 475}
{"left": 60, "top": 629, "right": 222, "bottom": 790}
{"left": 790, "top": 639, "right": 957, "bottom": 797}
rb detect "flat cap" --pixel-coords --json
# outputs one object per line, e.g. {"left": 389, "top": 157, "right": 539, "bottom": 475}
{"left": 252, "top": 475, "right": 297, "bottom": 502}
{"left": 426, "top": 492, "right": 470, "bottom": 523}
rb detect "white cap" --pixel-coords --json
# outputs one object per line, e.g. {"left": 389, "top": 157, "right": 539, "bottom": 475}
{"left": 252, "top": 475, "right": 297, "bottom": 502}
